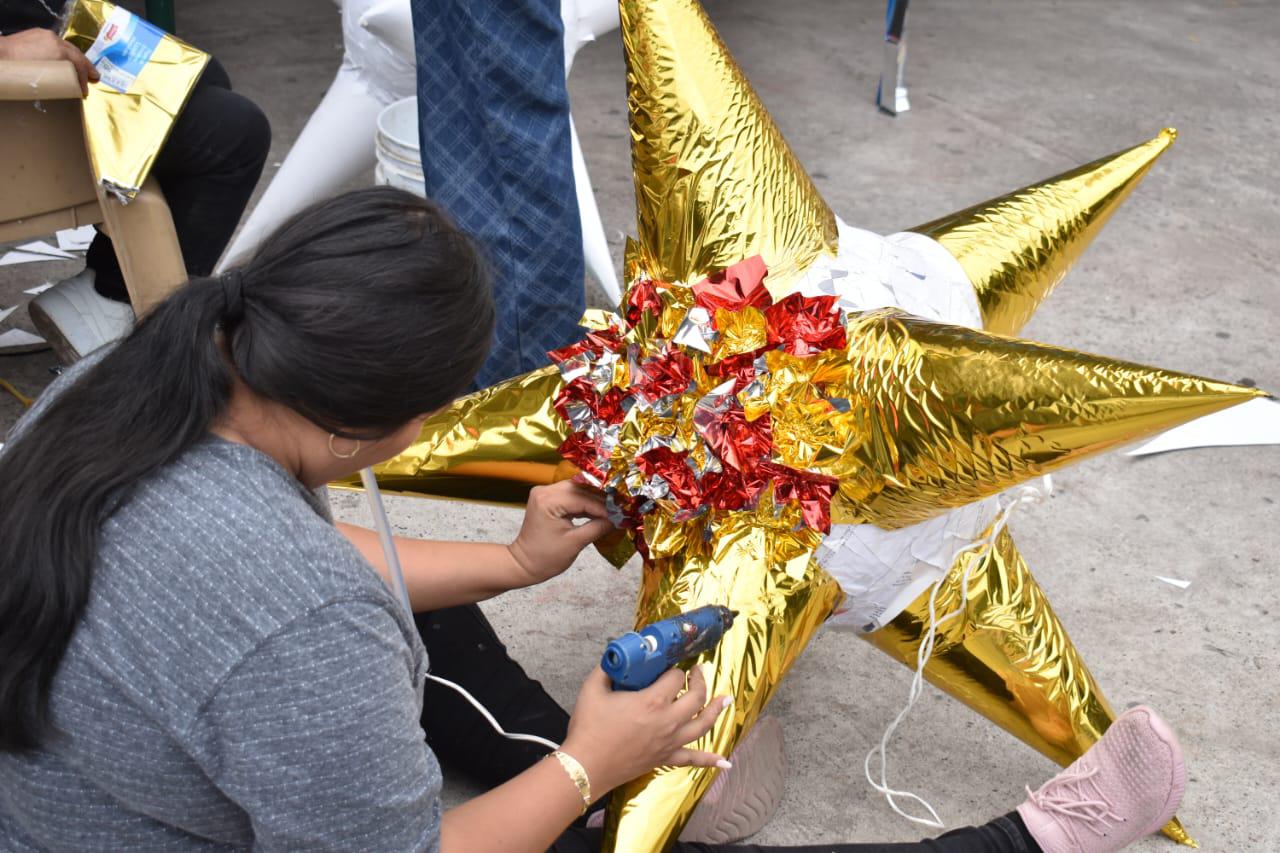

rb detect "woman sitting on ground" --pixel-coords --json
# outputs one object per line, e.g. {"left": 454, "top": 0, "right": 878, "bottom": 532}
{"left": 0, "top": 188, "right": 1185, "bottom": 853}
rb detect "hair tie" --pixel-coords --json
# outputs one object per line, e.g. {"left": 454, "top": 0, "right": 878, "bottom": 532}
{"left": 220, "top": 269, "right": 246, "bottom": 321}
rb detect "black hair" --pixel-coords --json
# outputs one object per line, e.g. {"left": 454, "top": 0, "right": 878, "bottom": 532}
{"left": 0, "top": 187, "right": 493, "bottom": 751}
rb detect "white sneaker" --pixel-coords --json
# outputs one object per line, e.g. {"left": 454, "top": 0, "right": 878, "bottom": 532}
{"left": 28, "top": 269, "right": 134, "bottom": 364}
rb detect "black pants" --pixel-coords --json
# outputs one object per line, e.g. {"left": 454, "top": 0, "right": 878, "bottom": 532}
{"left": 415, "top": 605, "right": 1041, "bottom": 853}
{"left": 549, "top": 820, "right": 1037, "bottom": 853}
{"left": 86, "top": 57, "right": 270, "bottom": 303}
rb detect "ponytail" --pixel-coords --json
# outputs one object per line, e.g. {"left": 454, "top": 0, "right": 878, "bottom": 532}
{"left": 0, "top": 187, "right": 493, "bottom": 750}
{"left": 0, "top": 279, "right": 231, "bottom": 750}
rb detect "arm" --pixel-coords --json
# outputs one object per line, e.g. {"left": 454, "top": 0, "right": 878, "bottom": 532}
{"left": 439, "top": 753, "right": 592, "bottom": 853}
{"left": 337, "top": 525, "right": 526, "bottom": 610}
{"left": 0, "top": 29, "right": 98, "bottom": 95}
{"left": 203, "top": 596, "right": 728, "bottom": 852}
{"left": 198, "top": 599, "right": 444, "bottom": 851}
{"left": 440, "top": 668, "right": 732, "bottom": 853}
{"left": 339, "top": 481, "right": 613, "bottom": 611}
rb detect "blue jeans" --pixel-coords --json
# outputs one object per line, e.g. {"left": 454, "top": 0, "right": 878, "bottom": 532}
{"left": 409, "top": 0, "right": 586, "bottom": 387}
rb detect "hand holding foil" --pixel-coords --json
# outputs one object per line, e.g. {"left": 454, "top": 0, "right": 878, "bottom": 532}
{"left": 62, "top": 0, "right": 208, "bottom": 201}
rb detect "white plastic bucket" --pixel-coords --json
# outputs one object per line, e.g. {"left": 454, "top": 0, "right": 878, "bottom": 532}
{"left": 374, "top": 96, "right": 425, "bottom": 196}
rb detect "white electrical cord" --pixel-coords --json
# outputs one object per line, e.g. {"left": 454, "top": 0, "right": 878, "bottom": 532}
{"left": 360, "top": 467, "right": 412, "bottom": 614}
{"left": 359, "top": 469, "right": 562, "bottom": 753}
{"left": 423, "top": 672, "right": 561, "bottom": 750}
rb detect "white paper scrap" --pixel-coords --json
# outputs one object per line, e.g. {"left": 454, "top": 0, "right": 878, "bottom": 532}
{"left": 1155, "top": 575, "right": 1192, "bottom": 590}
{"left": 0, "top": 305, "right": 17, "bottom": 324}
{"left": 1127, "top": 397, "right": 1280, "bottom": 456}
{"left": 23, "top": 283, "right": 54, "bottom": 296}
{"left": 0, "top": 250, "right": 53, "bottom": 266}
{"left": 0, "top": 328, "right": 46, "bottom": 348}
{"left": 16, "top": 241, "right": 76, "bottom": 260}
{"left": 0, "top": 240, "right": 78, "bottom": 265}
{"left": 56, "top": 225, "right": 96, "bottom": 252}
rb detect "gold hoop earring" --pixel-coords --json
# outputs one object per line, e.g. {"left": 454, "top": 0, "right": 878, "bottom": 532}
{"left": 328, "top": 434, "right": 362, "bottom": 459}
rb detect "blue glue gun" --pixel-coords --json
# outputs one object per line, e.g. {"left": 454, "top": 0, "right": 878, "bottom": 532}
{"left": 600, "top": 605, "right": 737, "bottom": 690}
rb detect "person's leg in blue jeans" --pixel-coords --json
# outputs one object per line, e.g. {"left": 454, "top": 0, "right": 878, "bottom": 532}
{"left": 86, "top": 56, "right": 271, "bottom": 302}
{"left": 409, "top": 0, "right": 585, "bottom": 388}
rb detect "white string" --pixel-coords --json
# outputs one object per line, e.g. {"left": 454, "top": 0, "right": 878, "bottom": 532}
{"left": 864, "top": 479, "right": 1051, "bottom": 829}
{"left": 360, "top": 469, "right": 562, "bottom": 753}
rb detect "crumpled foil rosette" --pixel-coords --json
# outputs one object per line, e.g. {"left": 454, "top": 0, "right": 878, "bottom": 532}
{"left": 352, "top": 0, "right": 1270, "bottom": 848}
{"left": 62, "top": 0, "right": 209, "bottom": 202}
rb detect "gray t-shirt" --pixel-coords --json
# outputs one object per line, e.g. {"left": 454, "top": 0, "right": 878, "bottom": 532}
{"left": 0, "top": 364, "right": 443, "bottom": 851}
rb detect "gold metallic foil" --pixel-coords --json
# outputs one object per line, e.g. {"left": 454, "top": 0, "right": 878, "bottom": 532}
{"left": 864, "top": 527, "right": 1193, "bottom": 845}
{"left": 62, "top": 0, "right": 209, "bottom": 202}
{"left": 347, "top": 5, "right": 1245, "bottom": 847}
{"left": 621, "top": 0, "right": 838, "bottom": 291}
{"left": 585, "top": 292, "right": 1251, "bottom": 848}
{"left": 912, "top": 130, "right": 1177, "bottom": 337}
{"left": 336, "top": 367, "right": 567, "bottom": 505}
{"left": 711, "top": 307, "right": 768, "bottom": 358}
{"left": 659, "top": 284, "right": 697, "bottom": 339}
{"left": 827, "top": 310, "right": 1262, "bottom": 529}
{"left": 603, "top": 507, "right": 844, "bottom": 851}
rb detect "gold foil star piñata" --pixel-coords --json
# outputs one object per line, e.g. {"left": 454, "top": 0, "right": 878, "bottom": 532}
{"left": 349, "top": 2, "right": 1267, "bottom": 849}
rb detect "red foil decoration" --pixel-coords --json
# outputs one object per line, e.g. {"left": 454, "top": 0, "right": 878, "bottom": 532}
{"left": 548, "top": 328, "right": 624, "bottom": 364}
{"left": 692, "top": 255, "right": 772, "bottom": 313}
{"left": 555, "top": 378, "right": 629, "bottom": 426}
{"left": 765, "top": 293, "right": 847, "bottom": 356}
{"left": 626, "top": 278, "right": 665, "bottom": 328}
{"left": 757, "top": 461, "right": 839, "bottom": 532}
{"left": 700, "top": 466, "right": 765, "bottom": 511}
{"left": 559, "top": 432, "right": 609, "bottom": 482}
{"left": 637, "top": 447, "right": 703, "bottom": 510}
{"left": 700, "top": 408, "right": 773, "bottom": 472}
{"left": 634, "top": 348, "right": 696, "bottom": 402}
{"left": 706, "top": 351, "right": 763, "bottom": 393}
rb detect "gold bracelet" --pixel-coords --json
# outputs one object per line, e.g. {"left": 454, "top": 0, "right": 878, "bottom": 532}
{"left": 549, "top": 750, "right": 592, "bottom": 814}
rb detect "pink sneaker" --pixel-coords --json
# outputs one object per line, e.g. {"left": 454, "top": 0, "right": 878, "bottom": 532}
{"left": 679, "top": 715, "right": 786, "bottom": 843}
{"left": 1017, "top": 706, "right": 1186, "bottom": 853}
{"left": 583, "top": 715, "right": 787, "bottom": 844}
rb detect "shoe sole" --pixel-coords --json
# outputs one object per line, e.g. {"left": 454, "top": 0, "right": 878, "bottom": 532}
{"left": 679, "top": 715, "right": 787, "bottom": 844}
{"left": 27, "top": 300, "right": 84, "bottom": 365}
{"left": 1124, "top": 705, "right": 1188, "bottom": 838}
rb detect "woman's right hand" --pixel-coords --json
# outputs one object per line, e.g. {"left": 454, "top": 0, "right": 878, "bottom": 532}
{"left": 560, "top": 665, "right": 733, "bottom": 799}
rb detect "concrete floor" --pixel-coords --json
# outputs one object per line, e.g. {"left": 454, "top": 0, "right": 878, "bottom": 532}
{"left": 3, "top": 1, "right": 1278, "bottom": 849}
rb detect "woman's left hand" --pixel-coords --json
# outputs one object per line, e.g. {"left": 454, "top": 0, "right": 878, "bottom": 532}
{"left": 506, "top": 480, "right": 614, "bottom": 586}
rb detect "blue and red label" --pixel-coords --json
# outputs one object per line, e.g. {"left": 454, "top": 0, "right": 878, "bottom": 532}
{"left": 84, "top": 7, "right": 164, "bottom": 94}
